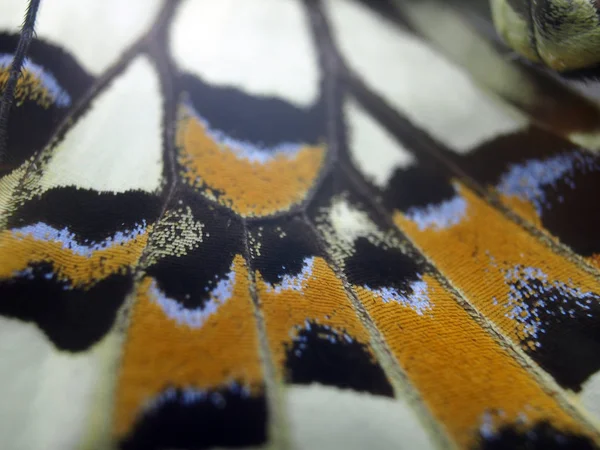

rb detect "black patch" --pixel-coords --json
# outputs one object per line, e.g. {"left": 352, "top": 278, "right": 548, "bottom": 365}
{"left": 145, "top": 189, "right": 244, "bottom": 309}
{"left": 383, "top": 165, "right": 456, "bottom": 213}
{"left": 249, "top": 217, "right": 321, "bottom": 285}
{"left": 0, "top": 262, "right": 131, "bottom": 351}
{"left": 0, "top": 33, "right": 93, "bottom": 172}
{"left": 120, "top": 385, "right": 268, "bottom": 450}
{"left": 345, "top": 237, "right": 421, "bottom": 292}
{"left": 506, "top": 273, "right": 600, "bottom": 391}
{"left": 478, "top": 421, "right": 597, "bottom": 450}
{"left": 8, "top": 187, "right": 163, "bottom": 243}
{"left": 537, "top": 155, "right": 600, "bottom": 257}
{"left": 285, "top": 321, "right": 393, "bottom": 397}
{"left": 178, "top": 73, "right": 325, "bottom": 148}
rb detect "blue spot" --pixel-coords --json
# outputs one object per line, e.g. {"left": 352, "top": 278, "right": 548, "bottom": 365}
{"left": 144, "top": 382, "right": 249, "bottom": 412}
{"left": 496, "top": 152, "right": 599, "bottom": 215}
{"left": 500, "top": 264, "right": 599, "bottom": 347}
{"left": 405, "top": 184, "right": 467, "bottom": 231}
{"left": 11, "top": 221, "right": 147, "bottom": 257}
{"left": 265, "top": 257, "right": 314, "bottom": 294}
{"left": 149, "top": 265, "right": 235, "bottom": 329}
{"left": 365, "top": 277, "right": 431, "bottom": 315}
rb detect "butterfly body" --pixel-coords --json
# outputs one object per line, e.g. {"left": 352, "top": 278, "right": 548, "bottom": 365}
{"left": 491, "top": 0, "right": 600, "bottom": 71}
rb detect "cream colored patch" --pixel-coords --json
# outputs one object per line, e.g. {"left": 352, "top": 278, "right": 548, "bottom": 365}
{"left": 170, "top": 0, "right": 318, "bottom": 107}
{"left": 40, "top": 56, "right": 163, "bottom": 193}
{"left": 0, "top": 0, "right": 29, "bottom": 32}
{"left": 0, "top": 165, "right": 26, "bottom": 226}
{"left": 581, "top": 370, "right": 600, "bottom": 422}
{"left": 325, "top": 0, "right": 523, "bottom": 153}
{"left": 0, "top": 317, "right": 120, "bottom": 450}
{"left": 345, "top": 98, "right": 415, "bottom": 188}
{"left": 287, "top": 384, "right": 435, "bottom": 450}
{"left": 34, "top": 0, "right": 162, "bottom": 74}
{"left": 318, "top": 197, "right": 404, "bottom": 263}
{"left": 328, "top": 198, "right": 381, "bottom": 245}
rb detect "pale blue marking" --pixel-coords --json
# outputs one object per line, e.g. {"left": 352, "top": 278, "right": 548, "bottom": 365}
{"left": 149, "top": 264, "right": 235, "bottom": 329}
{"left": 144, "top": 382, "right": 250, "bottom": 413}
{"left": 265, "top": 257, "right": 315, "bottom": 294}
{"left": 292, "top": 319, "right": 355, "bottom": 349}
{"left": 405, "top": 186, "right": 467, "bottom": 231}
{"left": 186, "top": 102, "right": 305, "bottom": 164}
{"left": 0, "top": 53, "right": 71, "bottom": 107}
{"left": 501, "top": 263, "right": 599, "bottom": 346}
{"left": 366, "top": 277, "right": 431, "bottom": 315}
{"left": 13, "top": 266, "right": 35, "bottom": 279}
{"left": 479, "top": 412, "right": 497, "bottom": 440}
{"left": 497, "top": 151, "right": 598, "bottom": 215}
{"left": 11, "top": 221, "right": 147, "bottom": 257}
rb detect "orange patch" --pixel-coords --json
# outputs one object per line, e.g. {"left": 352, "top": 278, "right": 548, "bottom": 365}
{"left": 0, "top": 226, "right": 151, "bottom": 287}
{"left": 589, "top": 253, "right": 600, "bottom": 268}
{"left": 113, "top": 254, "right": 263, "bottom": 437}
{"left": 394, "top": 182, "right": 600, "bottom": 351}
{"left": 176, "top": 106, "right": 325, "bottom": 217}
{"left": 498, "top": 193, "right": 543, "bottom": 229}
{"left": 355, "top": 275, "right": 590, "bottom": 447}
{"left": 0, "top": 68, "right": 55, "bottom": 108}
{"left": 256, "top": 256, "right": 374, "bottom": 376}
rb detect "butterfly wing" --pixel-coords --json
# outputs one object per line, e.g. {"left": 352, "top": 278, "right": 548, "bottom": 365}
{"left": 1, "top": 1, "right": 600, "bottom": 449}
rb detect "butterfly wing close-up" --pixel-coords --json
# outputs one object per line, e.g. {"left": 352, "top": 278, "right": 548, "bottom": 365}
{"left": 2, "top": 0, "right": 600, "bottom": 449}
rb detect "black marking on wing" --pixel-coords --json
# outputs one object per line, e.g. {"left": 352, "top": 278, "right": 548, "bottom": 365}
{"left": 285, "top": 320, "right": 393, "bottom": 396}
{"left": 120, "top": 385, "right": 268, "bottom": 450}
{"left": 249, "top": 216, "right": 321, "bottom": 285}
{"left": 508, "top": 275, "right": 600, "bottom": 391}
{"left": 0, "top": 262, "right": 130, "bottom": 351}
{"left": 145, "top": 189, "right": 244, "bottom": 309}
{"left": 178, "top": 73, "right": 326, "bottom": 147}
{"left": 383, "top": 165, "right": 456, "bottom": 213}
{"left": 345, "top": 237, "right": 421, "bottom": 292}
{"left": 0, "top": 33, "right": 93, "bottom": 172}
{"left": 478, "top": 421, "right": 597, "bottom": 450}
{"left": 8, "top": 188, "right": 162, "bottom": 243}
{"left": 0, "top": 0, "right": 41, "bottom": 161}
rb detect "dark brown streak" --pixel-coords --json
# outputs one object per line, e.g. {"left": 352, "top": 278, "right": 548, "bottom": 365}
{"left": 143, "top": 0, "right": 182, "bottom": 189}
{"left": 240, "top": 218, "right": 289, "bottom": 450}
{"left": 295, "top": 0, "right": 342, "bottom": 213}
{"left": 132, "top": 1, "right": 185, "bottom": 274}
{"left": 0, "top": 0, "right": 41, "bottom": 162}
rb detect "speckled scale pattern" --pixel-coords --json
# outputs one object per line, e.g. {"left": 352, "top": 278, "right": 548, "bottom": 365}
{"left": 1, "top": 1, "right": 600, "bottom": 449}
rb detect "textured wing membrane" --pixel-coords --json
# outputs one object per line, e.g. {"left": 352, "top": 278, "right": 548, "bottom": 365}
{"left": 1, "top": 0, "right": 600, "bottom": 449}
